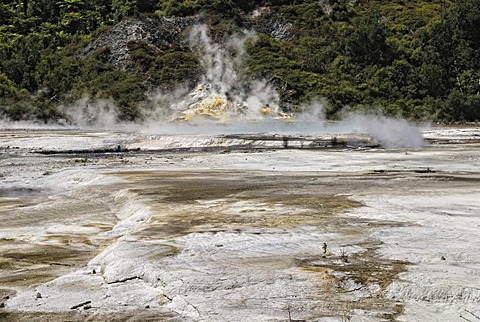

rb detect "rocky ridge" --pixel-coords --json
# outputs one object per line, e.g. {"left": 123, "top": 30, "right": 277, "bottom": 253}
{"left": 81, "top": 16, "right": 198, "bottom": 70}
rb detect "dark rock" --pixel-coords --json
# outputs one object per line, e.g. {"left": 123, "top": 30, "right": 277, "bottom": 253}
{"left": 81, "top": 16, "right": 198, "bottom": 70}
{"left": 71, "top": 300, "right": 92, "bottom": 310}
{"left": 249, "top": 8, "right": 293, "bottom": 41}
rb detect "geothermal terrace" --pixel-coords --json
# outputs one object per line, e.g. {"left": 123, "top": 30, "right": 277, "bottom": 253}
{"left": 0, "top": 125, "right": 479, "bottom": 321}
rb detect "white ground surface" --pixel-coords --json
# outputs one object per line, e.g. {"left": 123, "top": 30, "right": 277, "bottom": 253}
{"left": 0, "top": 127, "right": 479, "bottom": 321}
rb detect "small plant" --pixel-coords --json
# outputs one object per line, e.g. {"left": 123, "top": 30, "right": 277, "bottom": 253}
{"left": 287, "top": 305, "right": 292, "bottom": 322}
{"left": 330, "top": 136, "right": 338, "bottom": 146}
{"left": 340, "top": 249, "right": 349, "bottom": 263}
{"left": 342, "top": 301, "right": 352, "bottom": 322}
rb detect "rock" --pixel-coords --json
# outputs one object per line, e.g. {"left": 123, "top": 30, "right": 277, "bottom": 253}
{"left": 36, "top": 292, "right": 42, "bottom": 299}
{"left": 250, "top": 10, "right": 293, "bottom": 41}
{"left": 81, "top": 16, "right": 198, "bottom": 70}
{"left": 70, "top": 300, "right": 92, "bottom": 310}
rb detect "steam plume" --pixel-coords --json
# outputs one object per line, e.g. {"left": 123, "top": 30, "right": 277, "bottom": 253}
{"left": 0, "top": 23, "right": 426, "bottom": 149}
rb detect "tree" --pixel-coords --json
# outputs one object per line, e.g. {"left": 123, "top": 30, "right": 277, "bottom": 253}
{"left": 345, "top": 11, "right": 393, "bottom": 66}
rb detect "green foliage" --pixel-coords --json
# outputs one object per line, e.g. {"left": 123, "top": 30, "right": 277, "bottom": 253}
{"left": 127, "top": 41, "right": 201, "bottom": 89}
{"left": 442, "top": 89, "right": 480, "bottom": 122}
{"left": 68, "top": 53, "right": 148, "bottom": 121}
{"left": 0, "top": 73, "right": 22, "bottom": 100}
{"left": 345, "top": 11, "right": 394, "bottom": 66}
{"left": 158, "top": 0, "right": 201, "bottom": 17}
{"left": 1, "top": 0, "right": 480, "bottom": 123}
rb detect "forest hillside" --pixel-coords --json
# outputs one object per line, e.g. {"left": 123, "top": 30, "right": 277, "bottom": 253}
{"left": 1, "top": 0, "right": 479, "bottom": 123}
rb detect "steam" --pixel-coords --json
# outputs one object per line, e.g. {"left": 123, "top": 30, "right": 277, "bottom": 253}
{"left": 0, "top": 119, "right": 69, "bottom": 130}
{"left": 167, "top": 24, "right": 281, "bottom": 119}
{"left": 189, "top": 25, "right": 250, "bottom": 96}
{"left": 63, "top": 96, "right": 120, "bottom": 128}
{"left": 0, "top": 23, "right": 426, "bottom": 149}
{"left": 296, "top": 101, "right": 425, "bottom": 148}
{"left": 298, "top": 99, "right": 327, "bottom": 124}
{"left": 339, "top": 111, "right": 425, "bottom": 148}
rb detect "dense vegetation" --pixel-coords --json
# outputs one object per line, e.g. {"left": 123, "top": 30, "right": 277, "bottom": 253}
{"left": 1, "top": 0, "right": 479, "bottom": 123}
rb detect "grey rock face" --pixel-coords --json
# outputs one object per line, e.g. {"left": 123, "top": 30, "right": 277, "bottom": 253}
{"left": 81, "top": 16, "right": 198, "bottom": 69}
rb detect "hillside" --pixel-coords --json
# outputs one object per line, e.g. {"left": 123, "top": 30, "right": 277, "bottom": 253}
{"left": 1, "top": 0, "right": 479, "bottom": 123}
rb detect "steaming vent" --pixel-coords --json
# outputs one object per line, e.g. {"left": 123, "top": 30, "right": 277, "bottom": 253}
{"left": 173, "top": 84, "right": 295, "bottom": 122}
{"left": 6, "top": 24, "right": 425, "bottom": 150}
{"left": 158, "top": 24, "right": 296, "bottom": 124}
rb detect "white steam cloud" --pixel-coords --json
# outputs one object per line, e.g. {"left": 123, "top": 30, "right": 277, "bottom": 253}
{"left": 63, "top": 96, "right": 119, "bottom": 129}
{"left": 339, "top": 111, "right": 425, "bottom": 148}
{"left": 1, "top": 24, "right": 426, "bottom": 149}
{"left": 158, "top": 24, "right": 282, "bottom": 120}
{"left": 141, "top": 24, "right": 279, "bottom": 122}
{"left": 294, "top": 101, "right": 425, "bottom": 148}
{"left": 189, "top": 25, "right": 250, "bottom": 95}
